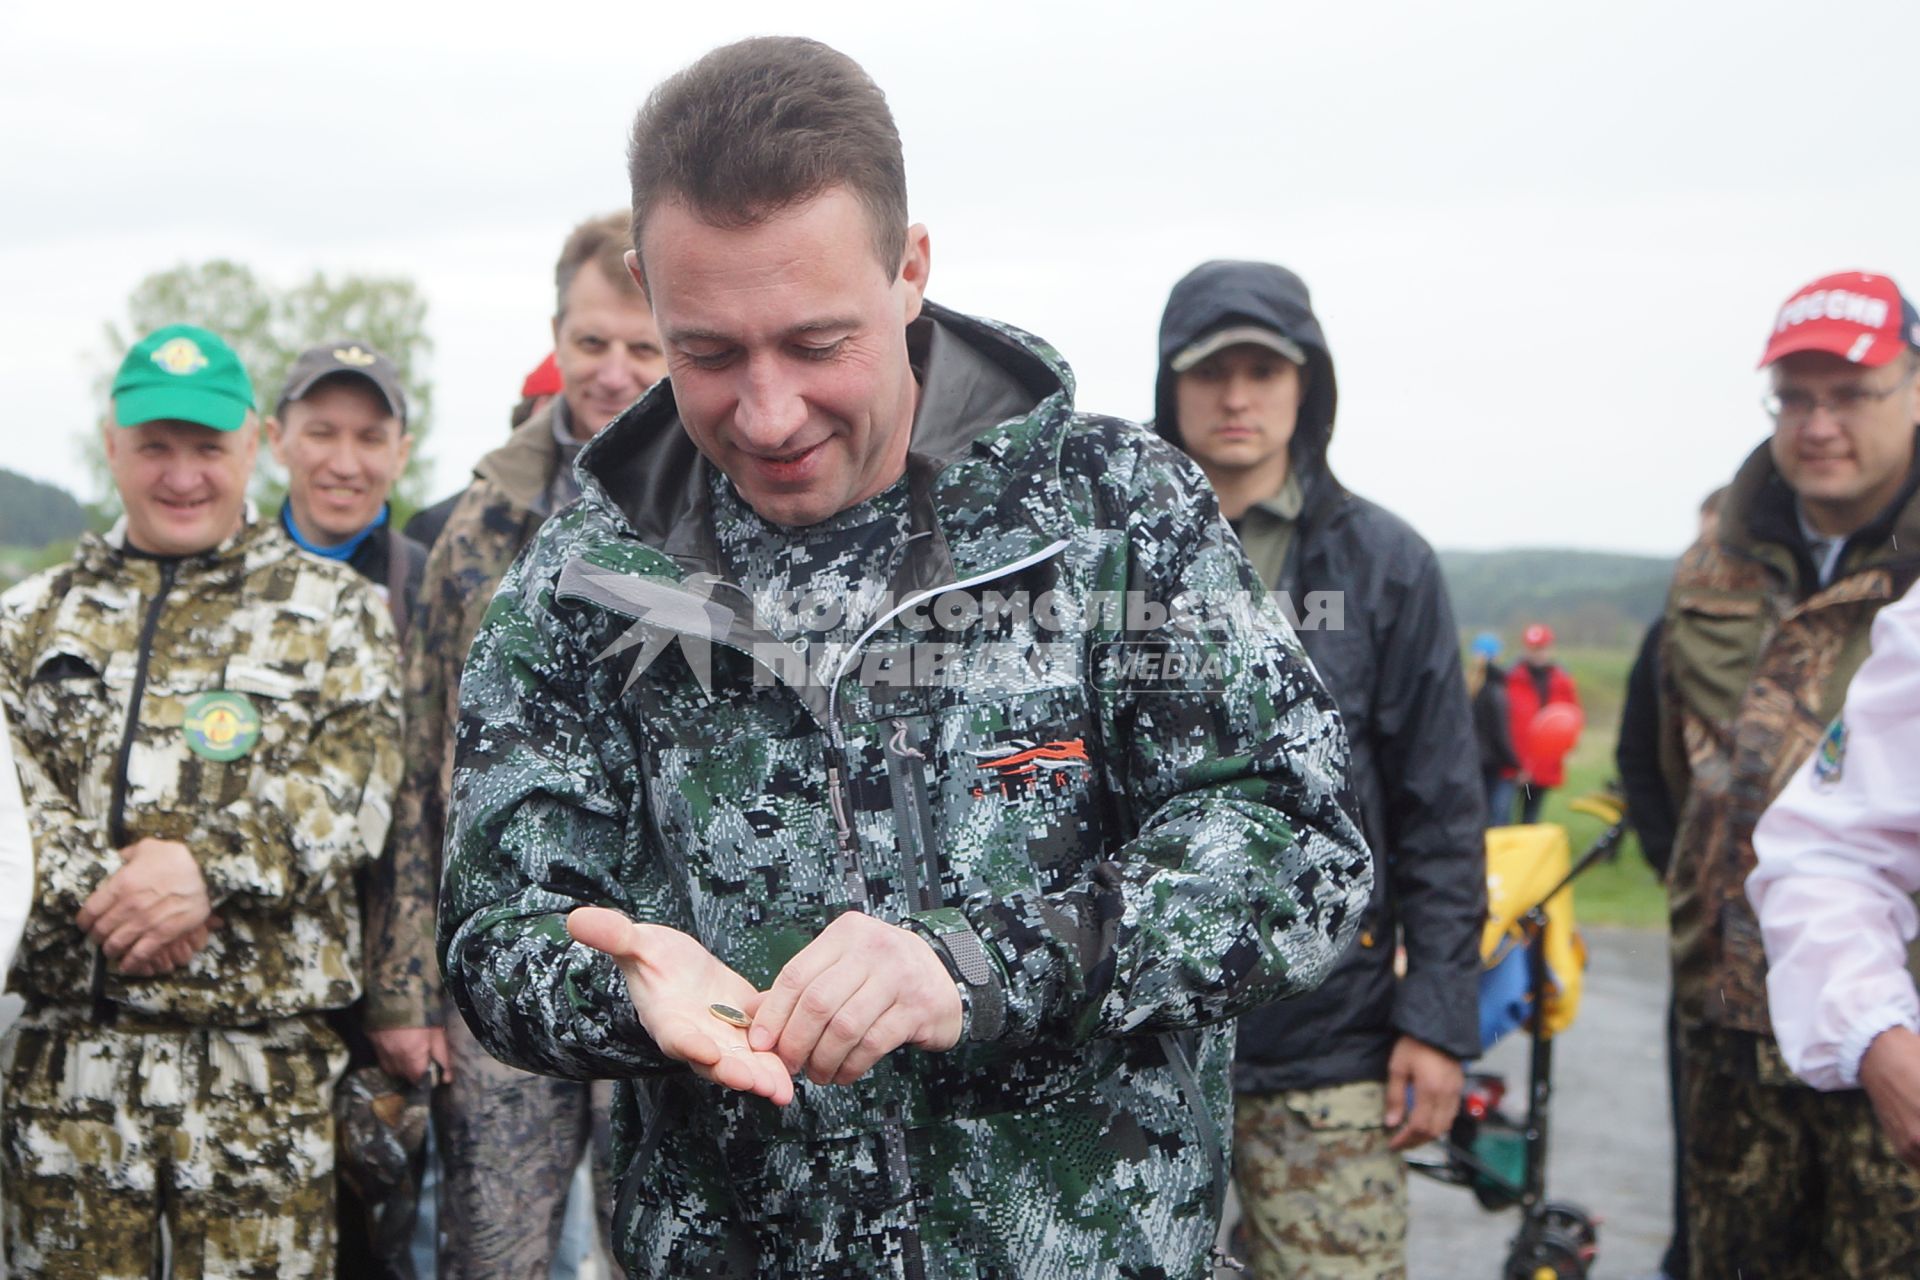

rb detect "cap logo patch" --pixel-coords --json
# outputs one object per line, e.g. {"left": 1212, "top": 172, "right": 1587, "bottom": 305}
{"left": 150, "top": 338, "right": 209, "bottom": 376}
{"left": 1775, "top": 289, "right": 1889, "bottom": 334}
{"left": 332, "top": 345, "right": 377, "bottom": 367}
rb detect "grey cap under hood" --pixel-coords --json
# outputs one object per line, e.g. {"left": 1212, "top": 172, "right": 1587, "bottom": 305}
{"left": 1152, "top": 260, "right": 1338, "bottom": 475}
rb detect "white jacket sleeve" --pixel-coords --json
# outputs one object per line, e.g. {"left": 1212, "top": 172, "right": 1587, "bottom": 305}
{"left": 1750, "top": 580, "right": 1920, "bottom": 1090}
{"left": 0, "top": 703, "right": 34, "bottom": 982}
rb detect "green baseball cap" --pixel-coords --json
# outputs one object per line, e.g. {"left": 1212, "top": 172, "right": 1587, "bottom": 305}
{"left": 111, "top": 324, "right": 256, "bottom": 432}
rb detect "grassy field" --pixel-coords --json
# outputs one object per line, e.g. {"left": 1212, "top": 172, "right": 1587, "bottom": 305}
{"left": 1516, "top": 644, "right": 1669, "bottom": 930}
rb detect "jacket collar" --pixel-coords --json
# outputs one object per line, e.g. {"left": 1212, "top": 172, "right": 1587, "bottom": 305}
{"left": 1720, "top": 433, "right": 1920, "bottom": 593}
{"left": 473, "top": 400, "right": 563, "bottom": 513}
{"left": 85, "top": 503, "right": 270, "bottom": 579}
{"left": 573, "top": 301, "right": 1071, "bottom": 587}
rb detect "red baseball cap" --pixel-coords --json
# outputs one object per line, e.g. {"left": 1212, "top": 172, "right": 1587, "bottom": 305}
{"left": 1757, "top": 271, "right": 1920, "bottom": 369}
{"left": 521, "top": 352, "right": 563, "bottom": 398}
{"left": 1522, "top": 623, "right": 1554, "bottom": 649}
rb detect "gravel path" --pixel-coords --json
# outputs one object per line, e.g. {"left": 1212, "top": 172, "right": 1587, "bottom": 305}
{"left": 1406, "top": 924, "right": 1674, "bottom": 1280}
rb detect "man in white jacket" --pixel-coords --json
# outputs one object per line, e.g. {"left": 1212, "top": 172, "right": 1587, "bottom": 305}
{"left": 1751, "top": 577, "right": 1920, "bottom": 1169}
{"left": 0, "top": 704, "right": 29, "bottom": 979}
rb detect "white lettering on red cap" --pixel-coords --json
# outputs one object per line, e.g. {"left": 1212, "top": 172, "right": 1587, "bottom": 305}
{"left": 1776, "top": 289, "right": 1890, "bottom": 333}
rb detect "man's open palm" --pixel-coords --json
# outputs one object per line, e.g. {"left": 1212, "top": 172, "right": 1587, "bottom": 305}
{"left": 567, "top": 907, "right": 794, "bottom": 1106}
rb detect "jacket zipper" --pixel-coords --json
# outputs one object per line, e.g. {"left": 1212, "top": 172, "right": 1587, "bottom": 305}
{"left": 886, "top": 720, "right": 940, "bottom": 913}
{"left": 820, "top": 538, "right": 1071, "bottom": 914}
{"left": 815, "top": 538, "right": 1069, "bottom": 1280}
{"left": 94, "top": 559, "right": 177, "bottom": 1021}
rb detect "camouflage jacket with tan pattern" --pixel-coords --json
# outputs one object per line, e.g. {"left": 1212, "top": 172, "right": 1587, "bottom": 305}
{"left": 0, "top": 514, "right": 403, "bottom": 1024}
{"left": 1661, "top": 441, "right": 1920, "bottom": 1034}
{"left": 362, "top": 406, "right": 556, "bottom": 1029}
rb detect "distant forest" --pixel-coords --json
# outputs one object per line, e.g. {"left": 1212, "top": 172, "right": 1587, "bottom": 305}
{"left": 1441, "top": 549, "right": 1673, "bottom": 648}
{"left": 0, "top": 469, "right": 87, "bottom": 549}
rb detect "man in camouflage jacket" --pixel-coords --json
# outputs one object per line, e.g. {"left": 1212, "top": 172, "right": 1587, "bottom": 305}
{"left": 1660, "top": 271, "right": 1920, "bottom": 1277}
{"left": 0, "top": 324, "right": 402, "bottom": 1278}
{"left": 440, "top": 38, "right": 1370, "bottom": 1279}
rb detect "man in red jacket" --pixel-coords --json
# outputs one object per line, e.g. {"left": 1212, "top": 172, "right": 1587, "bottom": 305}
{"left": 1508, "top": 622, "right": 1581, "bottom": 823}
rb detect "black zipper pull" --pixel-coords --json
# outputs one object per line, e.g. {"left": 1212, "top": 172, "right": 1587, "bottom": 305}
{"left": 825, "top": 759, "right": 868, "bottom": 908}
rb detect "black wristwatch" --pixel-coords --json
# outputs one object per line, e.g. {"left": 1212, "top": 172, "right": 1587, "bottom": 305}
{"left": 905, "top": 907, "right": 1007, "bottom": 1042}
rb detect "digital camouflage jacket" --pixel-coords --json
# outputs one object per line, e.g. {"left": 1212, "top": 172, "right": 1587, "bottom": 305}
{"left": 365, "top": 404, "right": 559, "bottom": 1029}
{"left": 1662, "top": 440, "right": 1920, "bottom": 1034}
{"left": 439, "top": 305, "right": 1372, "bottom": 1279}
{"left": 0, "top": 514, "right": 403, "bottom": 1024}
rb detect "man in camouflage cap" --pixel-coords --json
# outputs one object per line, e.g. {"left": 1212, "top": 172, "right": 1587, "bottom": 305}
{"left": 439, "top": 37, "right": 1371, "bottom": 1278}
{"left": 0, "top": 324, "right": 404, "bottom": 1278}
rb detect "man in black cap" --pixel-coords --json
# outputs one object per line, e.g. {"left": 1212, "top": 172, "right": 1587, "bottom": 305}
{"left": 268, "top": 342, "right": 433, "bottom": 1276}
{"left": 267, "top": 342, "right": 428, "bottom": 640}
{"left": 1153, "top": 260, "right": 1486, "bottom": 1278}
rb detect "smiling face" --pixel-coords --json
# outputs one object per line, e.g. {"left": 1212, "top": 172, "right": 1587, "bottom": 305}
{"left": 1769, "top": 349, "right": 1920, "bottom": 534}
{"left": 105, "top": 417, "right": 259, "bottom": 556}
{"left": 552, "top": 265, "right": 668, "bottom": 440}
{"left": 633, "top": 186, "right": 929, "bottom": 527}
{"left": 266, "top": 377, "right": 411, "bottom": 545}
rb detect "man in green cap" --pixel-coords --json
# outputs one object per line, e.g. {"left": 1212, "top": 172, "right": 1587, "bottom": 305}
{"left": 0, "top": 323, "right": 404, "bottom": 1278}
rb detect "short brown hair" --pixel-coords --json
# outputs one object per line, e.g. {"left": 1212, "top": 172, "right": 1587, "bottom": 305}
{"left": 626, "top": 37, "right": 908, "bottom": 277}
{"left": 554, "top": 211, "right": 639, "bottom": 320}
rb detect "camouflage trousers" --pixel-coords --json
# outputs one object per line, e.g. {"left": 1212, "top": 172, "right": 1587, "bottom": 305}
{"left": 1682, "top": 1026, "right": 1920, "bottom": 1279}
{"left": 1, "top": 1005, "right": 345, "bottom": 1279}
{"left": 437, "top": 1009, "right": 622, "bottom": 1279}
{"left": 1231, "top": 1082, "right": 1406, "bottom": 1280}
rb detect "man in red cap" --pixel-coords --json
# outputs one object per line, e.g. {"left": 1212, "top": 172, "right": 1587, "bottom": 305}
{"left": 1505, "top": 621, "right": 1580, "bottom": 823}
{"left": 1656, "top": 270, "right": 1920, "bottom": 1278}
{"left": 509, "top": 352, "right": 564, "bottom": 430}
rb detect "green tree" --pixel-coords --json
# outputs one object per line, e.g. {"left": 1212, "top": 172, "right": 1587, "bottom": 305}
{"left": 86, "top": 261, "right": 435, "bottom": 516}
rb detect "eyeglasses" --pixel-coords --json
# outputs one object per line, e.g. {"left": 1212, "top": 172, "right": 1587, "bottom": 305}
{"left": 1763, "top": 365, "right": 1918, "bottom": 424}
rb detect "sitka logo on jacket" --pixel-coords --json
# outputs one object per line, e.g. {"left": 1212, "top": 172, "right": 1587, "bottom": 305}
{"left": 969, "top": 737, "right": 1090, "bottom": 800}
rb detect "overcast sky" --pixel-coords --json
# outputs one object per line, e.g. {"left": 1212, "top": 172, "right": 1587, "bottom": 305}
{"left": 6, "top": 0, "right": 1918, "bottom": 555}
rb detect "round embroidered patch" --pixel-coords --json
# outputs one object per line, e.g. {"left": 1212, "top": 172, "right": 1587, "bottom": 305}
{"left": 150, "top": 337, "right": 209, "bottom": 376}
{"left": 182, "top": 691, "right": 262, "bottom": 763}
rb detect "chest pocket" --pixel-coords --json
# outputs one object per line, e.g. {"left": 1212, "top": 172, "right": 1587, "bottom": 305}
{"left": 137, "top": 656, "right": 321, "bottom": 814}
{"left": 1668, "top": 591, "right": 1767, "bottom": 727}
{"left": 923, "top": 679, "right": 1105, "bottom": 899}
{"left": 23, "top": 640, "right": 119, "bottom": 813}
{"left": 637, "top": 686, "right": 836, "bottom": 982}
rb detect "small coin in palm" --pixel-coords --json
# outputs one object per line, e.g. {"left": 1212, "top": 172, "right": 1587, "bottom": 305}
{"left": 708, "top": 1002, "right": 751, "bottom": 1030}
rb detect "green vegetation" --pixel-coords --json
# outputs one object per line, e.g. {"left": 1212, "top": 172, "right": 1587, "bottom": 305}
{"left": 1521, "top": 644, "right": 1669, "bottom": 930}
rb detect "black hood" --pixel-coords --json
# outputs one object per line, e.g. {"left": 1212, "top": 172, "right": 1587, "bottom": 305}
{"left": 1152, "top": 260, "right": 1339, "bottom": 475}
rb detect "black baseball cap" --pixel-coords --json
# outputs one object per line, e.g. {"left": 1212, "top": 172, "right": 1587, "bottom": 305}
{"left": 277, "top": 341, "right": 409, "bottom": 426}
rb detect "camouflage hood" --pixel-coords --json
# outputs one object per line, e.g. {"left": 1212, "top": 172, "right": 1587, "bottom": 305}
{"left": 575, "top": 300, "right": 1074, "bottom": 589}
{"left": 472, "top": 400, "right": 562, "bottom": 515}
